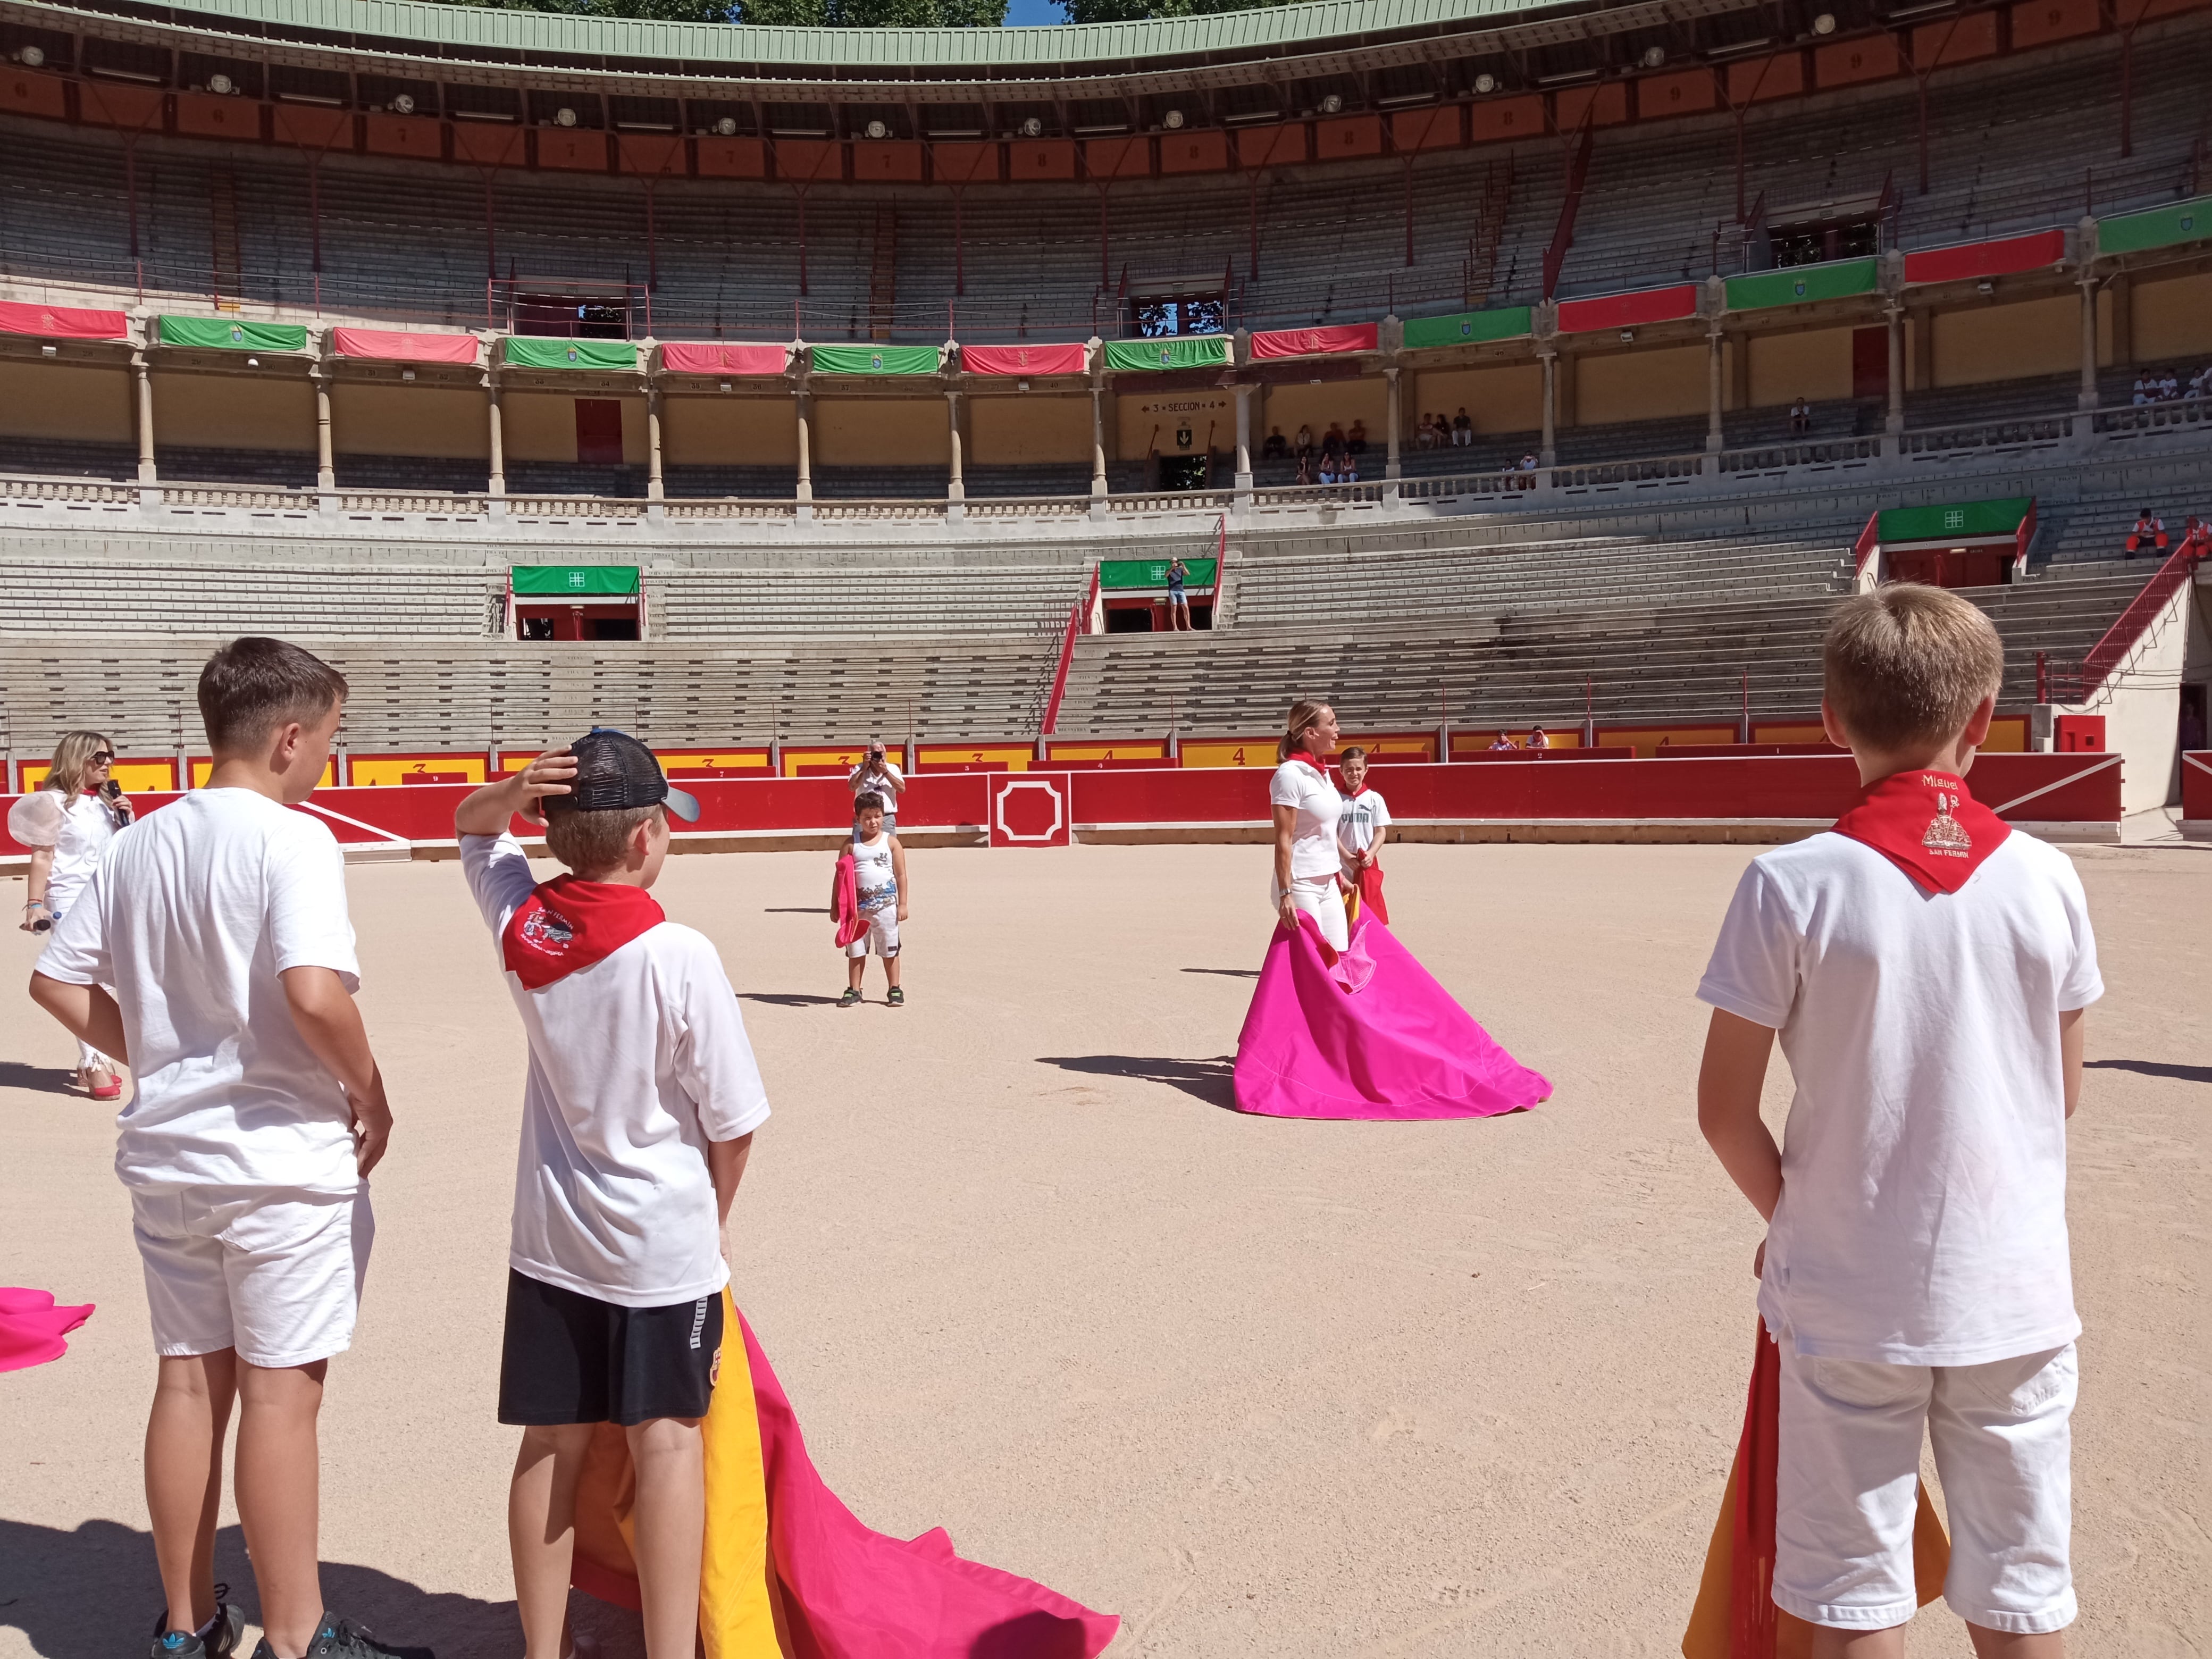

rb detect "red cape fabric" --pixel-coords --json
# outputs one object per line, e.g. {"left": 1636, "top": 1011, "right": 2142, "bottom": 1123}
{"left": 0, "top": 1287, "right": 94, "bottom": 1371}
{"left": 501, "top": 877, "right": 666, "bottom": 990}
{"left": 0, "top": 301, "right": 128, "bottom": 340}
{"left": 960, "top": 342, "right": 1088, "bottom": 376}
{"left": 1353, "top": 859, "right": 1389, "bottom": 924}
{"left": 1247, "top": 323, "right": 1379, "bottom": 359}
{"left": 831, "top": 851, "right": 866, "bottom": 948}
{"left": 1831, "top": 769, "right": 2009, "bottom": 894}
{"left": 662, "top": 341, "right": 790, "bottom": 377}
{"left": 329, "top": 327, "right": 480, "bottom": 365}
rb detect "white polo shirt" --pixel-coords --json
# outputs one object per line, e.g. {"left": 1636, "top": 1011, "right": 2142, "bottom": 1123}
{"left": 37, "top": 789, "right": 363, "bottom": 1194}
{"left": 462, "top": 833, "right": 772, "bottom": 1308}
{"left": 1697, "top": 830, "right": 2101, "bottom": 1366}
{"left": 1269, "top": 758, "right": 1343, "bottom": 879}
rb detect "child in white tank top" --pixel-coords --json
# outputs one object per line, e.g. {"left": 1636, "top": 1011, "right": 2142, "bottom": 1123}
{"left": 836, "top": 793, "right": 908, "bottom": 1006}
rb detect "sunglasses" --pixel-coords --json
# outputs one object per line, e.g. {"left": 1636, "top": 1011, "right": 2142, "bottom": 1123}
{"left": 91, "top": 753, "right": 115, "bottom": 765}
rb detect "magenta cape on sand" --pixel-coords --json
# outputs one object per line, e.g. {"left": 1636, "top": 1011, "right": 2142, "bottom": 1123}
{"left": 0, "top": 1287, "right": 94, "bottom": 1371}
{"left": 1233, "top": 911, "right": 1552, "bottom": 1120}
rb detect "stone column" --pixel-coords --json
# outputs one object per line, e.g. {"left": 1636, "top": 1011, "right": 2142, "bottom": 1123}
{"left": 2077, "top": 273, "right": 2101, "bottom": 410}
{"left": 645, "top": 381, "right": 665, "bottom": 503}
{"left": 1089, "top": 384, "right": 1108, "bottom": 500}
{"left": 1705, "top": 326, "right": 1725, "bottom": 453}
{"left": 1384, "top": 365, "right": 1403, "bottom": 480}
{"left": 485, "top": 372, "right": 506, "bottom": 498}
{"left": 794, "top": 388, "right": 814, "bottom": 505}
{"left": 1538, "top": 347, "right": 1558, "bottom": 468}
{"left": 1886, "top": 301, "right": 1906, "bottom": 433}
{"left": 1231, "top": 382, "right": 1253, "bottom": 498}
{"left": 945, "top": 388, "right": 965, "bottom": 506}
{"left": 312, "top": 369, "right": 335, "bottom": 491}
{"left": 131, "top": 352, "right": 156, "bottom": 484}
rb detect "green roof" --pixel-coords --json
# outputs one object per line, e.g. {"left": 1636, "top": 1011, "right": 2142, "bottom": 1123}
{"left": 143, "top": 0, "right": 1553, "bottom": 71}
{"left": 512, "top": 565, "right": 639, "bottom": 597}
{"left": 1877, "top": 498, "right": 2032, "bottom": 544}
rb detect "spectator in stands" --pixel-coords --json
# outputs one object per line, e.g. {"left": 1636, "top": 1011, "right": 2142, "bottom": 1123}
{"left": 1526, "top": 726, "right": 1551, "bottom": 750}
{"left": 11, "top": 730, "right": 130, "bottom": 1099}
{"left": 1488, "top": 733, "right": 1518, "bottom": 751}
{"left": 1295, "top": 449, "right": 1315, "bottom": 485}
{"left": 1517, "top": 451, "right": 1539, "bottom": 472}
{"left": 847, "top": 741, "right": 906, "bottom": 835}
{"left": 1789, "top": 397, "right": 1813, "bottom": 435}
{"left": 1317, "top": 456, "right": 1338, "bottom": 485}
{"left": 1340, "top": 456, "right": 1361, "bottom": 484}
{"left": 1293, "top": 423, "right": 1315, "bottom": 463}
{"left": 2131, "top": 372, "right": 2155, "bottom": 405}
{"left": 1322, "top": 423, "right": 1347, "bottom": 466}
{"left": 2158, "top": 370, "right": 2179, "bottom": 401}
{"left": 1166, "top": 557, "right": 1193, "bottom": 632}
{"left": 1262, "top": 426, "right": 1288, "bottom": 460}
{"left": 2188, "top": 365, "right": 2211, "bottom": 399}
{"left": 1452, "top": 409, "right": 1473, "bottom": 447}
{"left": 2125, "top": 508, "right": 2168, "bottom": 559}
{"left": 1346, "top": 420, "right": 1369, "bottom": 456}
{"left": 1415, "top": 415, "right": 1438, "bottom": 451}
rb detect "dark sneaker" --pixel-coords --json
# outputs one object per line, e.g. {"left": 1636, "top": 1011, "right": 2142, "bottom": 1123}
{"left": 248, "top": 1613, "right": 433, "bottom": 1659}
{"left": 150, "top": 1588, "right": 245, "bottom": 1659}
{"left": 886, "top": 986, "right": 904, "bottom": 1006}
{"left": 838, "top": 987, "right": 861, "bottom": 1007}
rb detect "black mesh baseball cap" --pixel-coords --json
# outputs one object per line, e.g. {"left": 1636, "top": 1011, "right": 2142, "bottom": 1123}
{"left": 543, "top": 728, "right": 700, "bottom": 823}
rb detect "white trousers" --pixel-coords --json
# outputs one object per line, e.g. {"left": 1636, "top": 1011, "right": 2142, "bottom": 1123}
{"left": 1272, "top": 873, "right": 1347, "bottom": 951}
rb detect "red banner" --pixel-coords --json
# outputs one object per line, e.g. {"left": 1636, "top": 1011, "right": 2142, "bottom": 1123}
{"left": 330, "top": 328, "right": 480, "bottom": 365}
{"left": 1555, "top": 284, "right": 1701, "bottom": 334}
{"left": 1902, "top": 228, "right": 2067, "bottom": 286}
{"left": 960, "top": 342, "right": 1088, "bottom": 377}
{"left": 661, "top": 341, "right": 790, "bottom": 377}
{"left": 0, "top": 301, "right": 128, "bottom": 340}
{"left": 1247, "top": 324, "right": 1379, "bottom": 359}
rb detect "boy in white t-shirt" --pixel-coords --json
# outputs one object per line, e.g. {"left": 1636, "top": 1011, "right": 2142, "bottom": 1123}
{"left": 1334, "top": 745, "right": 1391, "bottom": 883}
{"left": 32, "top": 638, "right": 423, "bottom": 1659}
{"left": 1696, "top": 585, "right": 2099, "bottom": 1657}
{"left": 453, "top": 729, "right": 769, "bottom": 1659}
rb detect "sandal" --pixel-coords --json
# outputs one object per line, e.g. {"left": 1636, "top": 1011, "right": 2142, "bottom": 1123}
{"left": 886, "top": 987, "right": 904, "bottom": 1007}
{"left": 837, "top": 988, "right": 861, "bottom": 1007}
{"left": 82, "top": 1067, "right": 124, "bottom": 1102}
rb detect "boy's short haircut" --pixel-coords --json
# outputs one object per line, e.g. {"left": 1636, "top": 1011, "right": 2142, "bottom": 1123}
{"left": 198, "top": 638, "right": 348, "bottom": 754}
{"left": 1339, "top": 745, "right": 1368, "bottom": 764}
{"left": 1823, "top": 584, "right": 2005, "bottom": 752}
{"left": 854, "top": 791, "right": 885, "bottom": 814}
{"left": 544, "top": 803, "right": 661, "bottom": 877}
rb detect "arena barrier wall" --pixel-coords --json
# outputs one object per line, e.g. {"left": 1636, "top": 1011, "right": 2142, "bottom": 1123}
{"left": 0, "top": 752, "right": 2125, "bottom": 866}
{"left": 2183, "top": 750, "right": 2212, "bottom": 842}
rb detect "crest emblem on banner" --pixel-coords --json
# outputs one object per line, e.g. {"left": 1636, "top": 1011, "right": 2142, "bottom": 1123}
{"left": 229, "top": 325, "right": 245, "bottom": 343}
{"left": 1793, "top": 280, "right": 1808, "bottom": 297}
{"left": 1158, "top": 347, "right": 1173, "bottom": 364}
{"left": 871, "top": 353, "right": 884, "bottom": 369}
{"left": 565, "top": 346, "right": 581, "bottom": 364}
{"left": 1460, "top": 321, "right": 1472, "bottom": 336}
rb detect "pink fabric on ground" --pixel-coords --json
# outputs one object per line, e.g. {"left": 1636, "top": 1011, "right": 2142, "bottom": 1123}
{"left": 740, "top": 1312, "right": 1120, "bottom": 1657}
{"left": 1233, "top": 910, "right": 1551, "bottom": 1120}
{"left": 0, "top": 1287, "right": 94, "bottom": 1371}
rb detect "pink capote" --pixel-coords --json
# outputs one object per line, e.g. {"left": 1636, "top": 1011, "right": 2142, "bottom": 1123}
{"left": 0, "top": 1287, "right": 94, "bottom": 1371}
{"left": 740, "top": 1313, "right": 1120, "bottom": 1657}
{"left": 1233, "top": 910, "right": 1551, "bottom": 1120}
{"left": 831, "top": 851, "right": 867, "bottom": 949}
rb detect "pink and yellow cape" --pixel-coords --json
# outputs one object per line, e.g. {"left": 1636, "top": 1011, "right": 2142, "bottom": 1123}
{"left": 574, "top": 1294, "right": 1119, "bottom": 1658}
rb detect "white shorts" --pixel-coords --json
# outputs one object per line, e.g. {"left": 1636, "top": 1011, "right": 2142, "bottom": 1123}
{"left": 845, "top": 903, "right": 900, "bottom": 959}
{"left": 1271, "top": 872, "right": 1347, "bottom": 952}
{"left": 131, "top": 1185, "right": 375, "bottom": 1369}
{"left": 1775, "top": 1339, "right": 2076, "bottom": 1635}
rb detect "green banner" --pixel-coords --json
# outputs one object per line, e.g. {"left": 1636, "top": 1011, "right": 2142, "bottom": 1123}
{"left": 1103, "top": 336, "right": 1231, "bottom": 373}
{"left": 157, "top": 316, "right": 309, "bottom": 352}
{"left": 1724, "top": 258, "right": 1880, "bottom": 312}
{"left": 2097, "top": 196, "right": 2209, "bottom": 257}
{"left": 503, "top": 338, "right": 639, "bottom": 372}
{"left": 808, "top": 344, "right": 939, "bottom": 375}
{"left": 1877, "top": 498, "right": 2032, "bottom": 543}
{"left": 511, "top": 565, "right": 640, "bottom": 597}
{"left": 1401, "top": 306, "right": 1533, "bottom": 350}
{"left": 1099, "top": 557, "right": 1218, "bottom": 591}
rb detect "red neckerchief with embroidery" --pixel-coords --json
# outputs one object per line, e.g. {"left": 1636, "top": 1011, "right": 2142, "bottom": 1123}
{"left": 1831, "top": 768, "right": 2009, "bottom": 894}
{"left": 501, "top": 876, "right": 665, "bottom": 990}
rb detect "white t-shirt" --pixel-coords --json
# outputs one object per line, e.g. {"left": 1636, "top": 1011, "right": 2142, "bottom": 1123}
{"left": 1337, "top": 786, "right": 1391, "bottom": 861}
{"left": 1269, "top": 758, "right": 1343, "bottom": 879}
{"left": 1697, "top": 830, "right": 2102, "bottom": 1367}
{"left": 462, "top": 834, "right": 772, "bottom": 1308}
{"left": 9, "top": 789, "right": 117, "bottom": 914}
{"left": 37, "top": 789, "right": 363, "bottom": 1194}
{"left": 848, "top": 763, "right": 904, "bottom": 806}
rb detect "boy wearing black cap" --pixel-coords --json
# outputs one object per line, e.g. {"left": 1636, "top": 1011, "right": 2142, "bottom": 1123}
{"left": 453, "top": 732, "right": 772, "bottom": 1659}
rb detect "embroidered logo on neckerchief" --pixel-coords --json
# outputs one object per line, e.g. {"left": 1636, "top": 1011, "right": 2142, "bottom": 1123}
{"left": 1832, "top": 769, "right": 2010, "bottom": 894}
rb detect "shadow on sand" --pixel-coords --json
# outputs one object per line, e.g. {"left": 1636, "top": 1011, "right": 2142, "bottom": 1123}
{"left": 1037, "top": 1054, "right": 1238, "bottom": 1110}
{"left": 0, "top": 1061, "right": 85, "bottom": 1097}
{"left": 0, "top": 1519, "right": 512, "bottom": 1659}
{"left": 2085, "top": 1058, "right": 2212, "bottom": 1085}
{"left": 1178, "top": 967, "right": 1260, "bottom": 981}
{"left": 737, "top": 992, "right": 851, "bottom": 1008}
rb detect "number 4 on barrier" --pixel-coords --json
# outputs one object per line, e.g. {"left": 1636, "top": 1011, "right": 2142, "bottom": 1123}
{"left": 990, "top": 774, "right": 1070, "bottom": 848}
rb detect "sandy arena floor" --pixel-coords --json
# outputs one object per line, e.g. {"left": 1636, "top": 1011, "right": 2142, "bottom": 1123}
{"left": 1, "top": 840, "right": 2205, "bottom": 1659}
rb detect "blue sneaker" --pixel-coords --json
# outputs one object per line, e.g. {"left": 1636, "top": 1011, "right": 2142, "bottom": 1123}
{"left": 248, "top": 1613, "right": 433, "bottom": 1659}
{"left": 149, "top": 1587, "right": 244, "bottom": 1659}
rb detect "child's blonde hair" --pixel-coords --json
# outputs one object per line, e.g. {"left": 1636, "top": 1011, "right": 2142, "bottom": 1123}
{"left": 545, "top": 804, "right": 662, "bottom": 878}
{"left": 1823, "top": 584, "right": 2005, "bottom": 752}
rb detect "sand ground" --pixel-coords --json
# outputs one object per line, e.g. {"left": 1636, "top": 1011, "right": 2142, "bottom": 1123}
{"left": 1, "top": 840, "right": 2205, "bottom": 1658}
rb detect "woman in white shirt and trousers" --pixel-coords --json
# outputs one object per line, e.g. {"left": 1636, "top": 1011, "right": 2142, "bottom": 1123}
{"left": 12, "top": 730, "right": 131, "bottom": 1098}
{"left": 1269, "top": 700, "right": 1348, "bottom": 951}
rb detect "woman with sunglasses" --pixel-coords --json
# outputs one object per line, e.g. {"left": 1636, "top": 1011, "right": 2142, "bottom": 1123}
{"left": 11, "top": 730, "right": 131, "bottom": 1099}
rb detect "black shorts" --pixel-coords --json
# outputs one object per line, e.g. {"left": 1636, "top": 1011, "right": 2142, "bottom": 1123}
{"left": 497, "top": 1271, "right": 723, "bottom": 1427}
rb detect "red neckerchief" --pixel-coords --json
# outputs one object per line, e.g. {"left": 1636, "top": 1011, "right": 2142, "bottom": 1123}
{"left": 1285, "top": 754, "right": 1326, "bottom": 777}
{"left": 1831, "top": 768, "right": 2009, "bottom": 894}
{"left": 500, "top": 876, "right": 665, "bottom": 990}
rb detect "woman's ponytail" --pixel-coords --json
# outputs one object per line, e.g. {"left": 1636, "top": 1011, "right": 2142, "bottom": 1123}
{"left": 1278, "top": 700, "right": 1327, "bottom": 763}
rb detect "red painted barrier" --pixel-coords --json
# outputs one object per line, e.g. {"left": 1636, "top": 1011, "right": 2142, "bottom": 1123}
{"left": 2181, "top": 751, "right": 2212, "bottom": 830}
{"left": 0, "top": 753, "right": 2123, "bottom": 860}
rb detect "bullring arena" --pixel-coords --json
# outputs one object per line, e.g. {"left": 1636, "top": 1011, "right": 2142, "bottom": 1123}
{"left": 1, "top": 0, "right": 2209, "bottom": 1650}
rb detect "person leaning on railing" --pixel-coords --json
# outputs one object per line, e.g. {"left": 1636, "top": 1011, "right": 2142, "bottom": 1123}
{"left": 11, "top": 730, "right": 132, "bottom": 1099}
